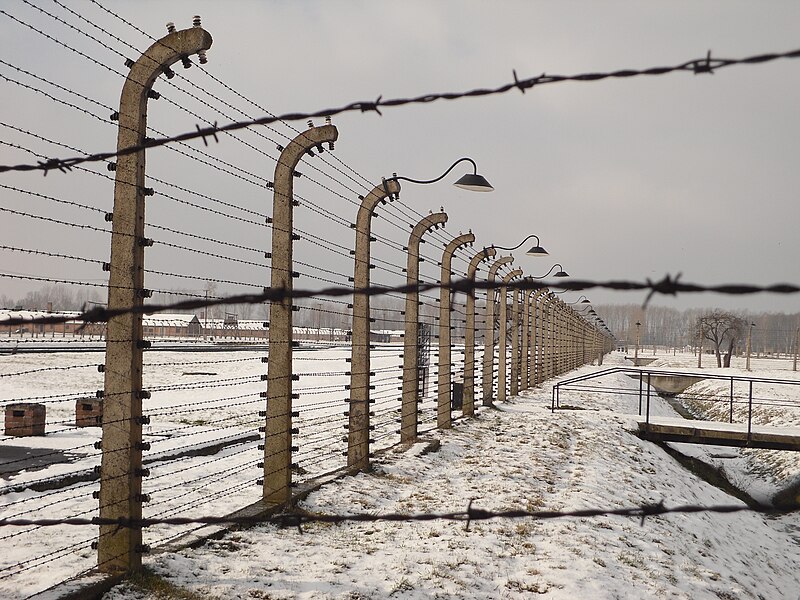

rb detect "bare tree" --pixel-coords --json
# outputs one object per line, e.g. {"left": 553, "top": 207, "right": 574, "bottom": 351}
{"left": 696, "top": 311, "right": 747, "bottom": 367}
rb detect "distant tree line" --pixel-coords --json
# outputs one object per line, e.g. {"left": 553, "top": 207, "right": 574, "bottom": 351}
{"left": 0, "top": 284, "right": 103, "bottom": 312}
{"left": 596, "top": 304, "right": 800, "bottom": 356}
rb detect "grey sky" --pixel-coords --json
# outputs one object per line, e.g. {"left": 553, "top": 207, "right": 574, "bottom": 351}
{"left": 2, "top": 0, "right": 799, "bottom": 317}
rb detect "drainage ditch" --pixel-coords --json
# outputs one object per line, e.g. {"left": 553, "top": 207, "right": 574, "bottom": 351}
{"left": 654, "top": 392, "right": 800, "bottom": 510}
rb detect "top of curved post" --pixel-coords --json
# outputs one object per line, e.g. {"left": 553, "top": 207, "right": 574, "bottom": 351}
{"left": 527, "top": 286, "right": 550, "bottom": 300}
{"left": 127, "top": 26, "right": 213, "bottom": 93}
{"left": 278, "top": 124, "right": 338, "bottom": 171}
{"left": 410, "top": 212, "right": 447, "bottom": 242}
{"left": 501, "top": 268, "right": 523, "bottom": 284}
{"left": 468, "top": 246, "right": 495, "bottom": 278}
{"left": 443, "top": 232, "right": 475, "bottom": 256}
{"left": 487, "top": 256, "right": 513, "bottom": 279}
{"left": 360, "top": 179, "right": 401, "bottom": 215}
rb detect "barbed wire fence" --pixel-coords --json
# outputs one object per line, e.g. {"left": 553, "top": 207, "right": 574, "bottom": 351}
{"left": 0, "top": 2, "right": 799, "bottom": 596}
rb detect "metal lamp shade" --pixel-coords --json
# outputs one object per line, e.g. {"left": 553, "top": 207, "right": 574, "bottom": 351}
{"left": 525, "top": 245, "right": 548, "bottom": 256}
{"left": 453, "top": 173, "right": 494, "bottom": 192}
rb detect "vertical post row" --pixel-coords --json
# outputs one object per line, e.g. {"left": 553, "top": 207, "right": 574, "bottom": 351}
{"left": 99, "top": 24, "right": 212, "bottom": 574}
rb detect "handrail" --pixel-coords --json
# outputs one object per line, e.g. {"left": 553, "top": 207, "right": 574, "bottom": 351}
{"left": 551, "top": 366, "right": 800, "bottom": 444}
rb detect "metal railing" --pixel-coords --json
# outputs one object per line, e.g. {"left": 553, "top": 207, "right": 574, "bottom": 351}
{"left": 552, "top": 366, "right": 800, "bottom": 443}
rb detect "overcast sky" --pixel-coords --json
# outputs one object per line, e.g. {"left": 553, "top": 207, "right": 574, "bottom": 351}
{"left": 2, "top": 0, "right": 800, "bottom": 319}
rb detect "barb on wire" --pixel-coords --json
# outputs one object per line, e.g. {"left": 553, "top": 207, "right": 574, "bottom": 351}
{"left": 2, "top": 46, "right": 799, "bottom": 174}
{"left": 0, "top": 500, "right": 794, "bottom": 530}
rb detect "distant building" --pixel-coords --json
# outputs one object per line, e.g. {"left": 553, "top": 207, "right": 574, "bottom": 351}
{"left": 142, "top": 314, "right": 202, "bottom": 337}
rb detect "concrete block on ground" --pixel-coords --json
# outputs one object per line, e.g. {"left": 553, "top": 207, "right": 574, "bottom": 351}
{"left": 5, "top": 402, "right": 46, "bottom": 436}
{"left": 76, "top": 398, "right": 103, "bottom": 427}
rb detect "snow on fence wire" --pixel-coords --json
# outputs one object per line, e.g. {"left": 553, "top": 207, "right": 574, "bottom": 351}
{"left": 0, "top": 15, "right": 611, "bottom": 597}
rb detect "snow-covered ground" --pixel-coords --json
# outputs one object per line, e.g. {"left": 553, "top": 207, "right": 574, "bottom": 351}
{"left": 93, "top": 352, "right": 800, "bottom": 600}
{"left": 3, "top": 349, "right": 800, "bottom": 598}
{"left": 0, "top": 344, "right": 472, "bottom": 597}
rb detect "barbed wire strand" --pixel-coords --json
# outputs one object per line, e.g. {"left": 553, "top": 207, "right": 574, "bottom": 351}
{"left": 0, "top": 500, "right": 796, "bottom": 531}
{"left": 2, "top": 274, "right": 797, "bottom": 329}
{"left": 3, "top": 46, "right": 800, "bottom": 174}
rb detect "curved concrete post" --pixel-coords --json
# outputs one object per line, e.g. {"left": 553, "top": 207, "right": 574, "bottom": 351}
{"left": 563, "top": 302, "right": 574, "bottom": 373}
{"left": 482, "top": 256, "right": 513, "bottom": 405}
{"left": 401, "top": 212, "right": 448, "bottom": 443}
{"left": 540, "top": 293, "right": 556, "bottom": 383}
{"left": 552, "top": 299, "right": 564, "bottom": 377}
{"left": 528, "top": 289, "right": 549, "bottom": 388}
{"left": 520, "top": 287, "right": 532, "bottom": 392}
{"left": 438, "top": 232, "right": 475, "bottom": 428}
{"left": 264, "top": 123, "right": 338, "bottom": 505}
{"left": 510, "top": 285, "right": 522, "bottom": 396}
{"left": 553, "top": 301, "right": 563, "bottom": 375}
{"left": 581, "top": 315, "right": 590, "bottom": 366}
{"left": 348, "top": 179, "right": 401, "bottom": 470}
{"left": 557, "top": 299, "right": 569, "bottom": 375}
{"left": 464, "top": 247, "right": 494, "bottom": 416}
{"left": 564, "top": 305, "right": 574, "bottom": 372}
{"left": 572, "top": 310, "right": 582, "bottom": 370}
{"left": 100, "top": 23, "right": 213, "bottom": 574}
{"left": 497, "top": 268, "right": 522, "bottom": 402}
{"left": 533, "top": 291, "right": 545, "bottom": 385}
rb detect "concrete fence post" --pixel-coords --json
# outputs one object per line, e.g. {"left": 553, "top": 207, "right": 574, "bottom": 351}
{"left": 264, "top": 123, "right": 339, "bottom": 505}
{"left": 99, "top": 22, "right": 212, "bottom": 574}
{"left": 534, "top": 292, "right": 544, "bottom": 386}
{"left": 482, "top": 256, "right": 513, "bottom": 405}
{"left": 558, "top": 301, "right": 567, "bottom": 375}
{"left": 510, "top": 286, "right": 522, "bottom": 396}
{"left": 536, "top": 294, "right": 547, "bottom": 383}
{"left": 597, "top": 328, "right": 603, "bottom": 365}
{"left": 572, "top": 311, "right": 581, "bottom": 369}
{"left": 545, "top": 294, "right": 557, "bottom": 381}
{"left": 463, "top": 248, "right": 495, "bottom": 416}
{"left": 556, "top": 300, "right": 567, "bottom": 375}
{"left": 497, "top": 269, "right": 522, "bottom": 401}
{"left": 401, "top": 212, "right": 448, "bottom": 443}
{"left": 520, "top": 288, "right": 532, "bottom": 392}
{"left": 347, "top": 179, "right": 401, "bottom": 470}
{"left": 438, "top": 232, "right": 475, "bottom": 428}
{"left": 549, "top": 300, "right": 559, "bottom": 377}
{"left": 529, "top": 290, "right": 547, "bottom": 387}
{"left": 565, "top": 305, "right": 574, "bottom": 372}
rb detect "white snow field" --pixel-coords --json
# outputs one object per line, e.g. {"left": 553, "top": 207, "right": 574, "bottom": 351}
{"left": 92, "top": 352, "right": 800, "bottom": 600}
{"left": 1, "top": 343, "right": 471, "bottom": 598}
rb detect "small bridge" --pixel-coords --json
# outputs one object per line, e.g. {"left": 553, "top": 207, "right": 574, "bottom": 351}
{"left": 624, "top": 356, "right": 658, "bottom": 367}
{"left": 637, "top": 417, "right": 800, "bottom": 451}
{"left": 552, "top": 367, "right": 800, "bottom": 451}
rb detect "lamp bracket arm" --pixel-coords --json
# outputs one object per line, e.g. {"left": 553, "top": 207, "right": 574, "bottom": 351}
{"left": 388, "top": 157, "right": 476, "bottom": 186}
